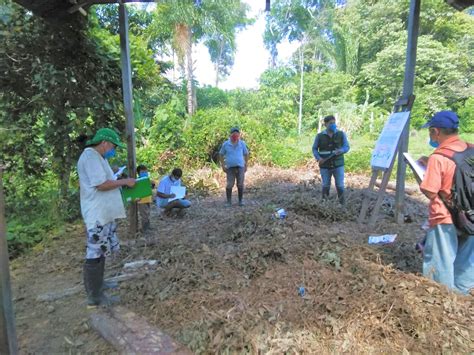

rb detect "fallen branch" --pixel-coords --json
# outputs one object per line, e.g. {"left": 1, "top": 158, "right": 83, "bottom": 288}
{"left": 36, "top": 273, "right": 144, "bottom": 302}
{"left": 375, "top": 181, "right": 418, "bottom": 195}
{"left": 89, "top": 306, "right": 192, "bottom": 354}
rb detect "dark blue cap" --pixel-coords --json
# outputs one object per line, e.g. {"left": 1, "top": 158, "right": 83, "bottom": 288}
{"left": 230, "top": 127, "right": 240, "bottom": 133}
{"left": 421, "top": 111, "right": 459, "bottom": 129}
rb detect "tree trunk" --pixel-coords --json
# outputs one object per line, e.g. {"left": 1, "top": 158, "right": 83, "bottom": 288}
{"left": 52, "top": 107, "right": 72, "bottom": 212}
{"left": 298, "top": 45, "right": 304, "bottom": 135}
{"left": 59, "top": 161, "right": 71, "bottom": 204}
{"left": 185, "top": 27, "right": 195, "bottom": 115}
{"left": 215, "top": 39, "right": 224, "bottom": 87}
{"left": 89, "top": 306, "right": 191, "bottom": 354}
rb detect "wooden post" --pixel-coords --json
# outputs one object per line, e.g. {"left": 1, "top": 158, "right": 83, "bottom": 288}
{"left": 317, "top": 108, "right": 322, "bottom": 133}
{"left": 0, "top": 167, "right": 18, "bottom": 354}
{"left": 358, "top": 170, "right": 379, "bottom": 223}
{"left": 395, "top": 0, "right": 420, "bottom": 224}
{"left": 119, "top": 2, "right": 138, "bottom": 237}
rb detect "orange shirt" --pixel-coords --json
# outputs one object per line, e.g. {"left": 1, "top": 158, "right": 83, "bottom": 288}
{"left": 420, "top": 136, "right": 468, "bottom": 228}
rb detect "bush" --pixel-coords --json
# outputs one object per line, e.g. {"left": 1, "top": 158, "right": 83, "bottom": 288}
{"left": 196, "top": 85, "right": 229, "bottom": 109}
{"left": 7, "top": 219, "right": 51, "bottom": 258}
{"left": 182, "top": 107, "right": 273, "bottom": 167}
{"left": 458, "top": 97, "right": 474, "bottom": 133}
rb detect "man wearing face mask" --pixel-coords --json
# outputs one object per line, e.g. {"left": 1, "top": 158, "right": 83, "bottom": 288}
{"left": 77, "top": 128, "right": 136, "bottom": 307}
{"left": 219, "top": 127, "right": 249, "bottom": 207}
{"left": 418, "top": 111, "right": 473, "bottom": 294}
{"left": 312, "top": 115, "right": 350, "bottom": 204}
{"left": 156, "top": 168, "right": 191, "bottom": 216}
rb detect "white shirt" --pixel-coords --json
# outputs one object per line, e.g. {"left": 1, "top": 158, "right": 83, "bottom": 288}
{"left": 157, "top": 175, "right": 181, "bottom": 204}
{"left": 77, "top": 148, "right": 126, "bottom": 229}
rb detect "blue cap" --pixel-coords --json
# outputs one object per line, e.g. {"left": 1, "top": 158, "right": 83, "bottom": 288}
{"left": 230, "top": 127, "right": 240, "bottom": 133}
{"left": 421, "top": 111, "right": 459, "bottom": 129}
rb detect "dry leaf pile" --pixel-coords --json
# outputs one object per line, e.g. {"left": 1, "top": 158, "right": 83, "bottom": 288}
{"left": 11, "top": 166, "right": 473, "bottom": 353}
{"left": 116, "top": 166, "right": 473, "bottom": 353}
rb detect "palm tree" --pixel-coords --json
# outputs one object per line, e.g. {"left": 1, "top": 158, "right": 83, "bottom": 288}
{"left": 153, "top": 0, "right": 249, "bottom": 115}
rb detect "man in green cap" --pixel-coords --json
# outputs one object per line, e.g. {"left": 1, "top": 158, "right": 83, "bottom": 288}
{"left": 77, "top": 128, "right": 135, "bottom": 307}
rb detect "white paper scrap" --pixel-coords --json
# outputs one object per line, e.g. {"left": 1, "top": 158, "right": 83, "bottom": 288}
{"left": 368, "top": 234, "right": 397, "bottom": 245}
{"left": 123, "top": 260, "right": 158, "bottom": 270}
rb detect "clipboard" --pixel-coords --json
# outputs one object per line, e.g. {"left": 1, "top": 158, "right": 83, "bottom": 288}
{"left": 403, "top": 152, "right": 426, "bottom": 182}
{"left": 121, "top": 177, "right": 152, "bottom": 204}
{"left": 169, "top": 186, "right": 186, "bottom": 202}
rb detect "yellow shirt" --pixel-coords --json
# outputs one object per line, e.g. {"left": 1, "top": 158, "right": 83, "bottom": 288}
{"left": 137, "top": 196, "right": 152, "bottom": 204}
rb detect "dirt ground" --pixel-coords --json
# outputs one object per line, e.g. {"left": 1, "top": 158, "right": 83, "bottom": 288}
{"left": 10, "top": 165, "right": 474, "bottom": 353}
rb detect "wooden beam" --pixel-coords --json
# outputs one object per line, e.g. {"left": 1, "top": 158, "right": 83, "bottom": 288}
{"left": 0, "top": 167, "right": 18, "bottom": 354}
{"left": 90, "top": 306, "right": 192, "bottom": 354}
{"left": 394, "top": 0, "right": 420, "bottom": 224}
{"left": 68, "top": 0, "right": 156, "bottom": 14}
{"left": 119, "top": 3, "right": 138, "bottom": 237}
{"left": 68, "top": 1, "right": 93, "bottom": 14}
{"left": 36, "top": 272, "right": 146, "bottom": 302}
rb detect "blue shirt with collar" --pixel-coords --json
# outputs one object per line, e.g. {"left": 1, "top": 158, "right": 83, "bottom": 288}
{"left": 219, "top": 139, "right": 249, "bottom": 168}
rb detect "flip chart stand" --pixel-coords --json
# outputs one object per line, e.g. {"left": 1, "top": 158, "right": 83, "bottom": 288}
{"left": 358, "top": 96, "right": 415, "bottom": 226}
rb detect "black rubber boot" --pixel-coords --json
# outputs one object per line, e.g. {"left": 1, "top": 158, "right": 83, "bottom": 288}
{"left": 98, "top": 257, "right": 118, "bottom": 290}
{"left": 336, "top": 187, "right": 345, "bottom": 205}
{"left": 237, "top": 187, "right": 244, "bottom": 206}
{"left": 322, "top": 187, "right": 330, "bottom": 200}
{"left": 83, "top": 258, "right": 103, "bottom": 306}
{"left": 226, "top": 188, "right": 232, "bottom": 206}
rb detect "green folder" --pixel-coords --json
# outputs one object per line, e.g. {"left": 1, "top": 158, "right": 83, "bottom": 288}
{"left": 121, "top": 177, "right": 152, "bottom": 204}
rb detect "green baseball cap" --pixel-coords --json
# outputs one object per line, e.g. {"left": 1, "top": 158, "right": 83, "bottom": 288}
{"left": 86, "top": 128, "right": 126, "bottom": 148}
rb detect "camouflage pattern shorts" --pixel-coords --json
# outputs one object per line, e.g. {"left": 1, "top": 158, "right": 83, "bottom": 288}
{"left": 86, "top": 221, "right": 120, "bottom": 259}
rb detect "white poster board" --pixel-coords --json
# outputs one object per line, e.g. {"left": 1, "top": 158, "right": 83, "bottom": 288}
{"left": 370, "top": 111, "right": 410, "bottom": 170}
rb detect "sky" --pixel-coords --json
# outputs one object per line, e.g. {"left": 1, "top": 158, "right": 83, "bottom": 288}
{"left": 192, "top": 0, "right": 299, "bottom": 90}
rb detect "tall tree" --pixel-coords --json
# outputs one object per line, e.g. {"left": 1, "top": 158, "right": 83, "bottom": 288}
{"left": 152, "top": 0, "right": 249, "bottom": 114}
{"left": 264, "top": 0, "right": 340, "bottom": 68}
{"left": 1, "top": 1, "right": 124, "bottom": 206}
{"left": 203, "top": 1, "right": 250, "bottom": 87}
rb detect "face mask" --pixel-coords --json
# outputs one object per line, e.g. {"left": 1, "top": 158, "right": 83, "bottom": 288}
{"left": 429, "top": 139, "right": 439, "bottom": 148}
{"left": 139, "top": 172, "right": 148, "bottom": 178}
{"left": 104, "top": 148, "right": 116, "bottom": 160}
{"left": 170, "top": 176, "right": 178, "bottom": 182}
{"left": 230, "top": 133, "right": 240, "bottom": 143}
{"left": 328, "top": 123, "right": 337, "bottom": 132}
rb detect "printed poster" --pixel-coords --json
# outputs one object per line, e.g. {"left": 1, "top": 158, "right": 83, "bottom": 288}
{"left": 370, "top": 111, "right": 410, "bottom": 170}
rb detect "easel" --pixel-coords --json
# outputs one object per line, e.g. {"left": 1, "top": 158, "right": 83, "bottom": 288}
{"left": 358, "top": 95, "right": 415, "bottom": 226}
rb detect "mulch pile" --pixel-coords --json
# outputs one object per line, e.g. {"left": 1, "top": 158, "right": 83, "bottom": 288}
{"left": 10, "top": 165, "right": 473, "bottom": 353}
{"left": 112, "top": 166, "right": 474, "bottom": 353}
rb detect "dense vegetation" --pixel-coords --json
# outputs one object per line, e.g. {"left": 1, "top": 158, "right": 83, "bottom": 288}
{"left": 1, "top": 0, "right": 473, "bottom": 255}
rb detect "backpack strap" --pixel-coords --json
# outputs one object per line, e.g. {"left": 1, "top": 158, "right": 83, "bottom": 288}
{"left": 432, "top": 143, "right": 474, "bottom": 223}
{"left": 432, "top": 143, "right": 473, "bottom": 161}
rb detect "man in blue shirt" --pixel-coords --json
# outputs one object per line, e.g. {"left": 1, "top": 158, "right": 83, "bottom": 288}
{"left": 219, "top": 127, "right": 249, "bottom": 206}
{"left": 312, "top": 115, "right": 350, "bottom": 204}
{"left": 156, "top": 168, "right": 191, "bottom": 216}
